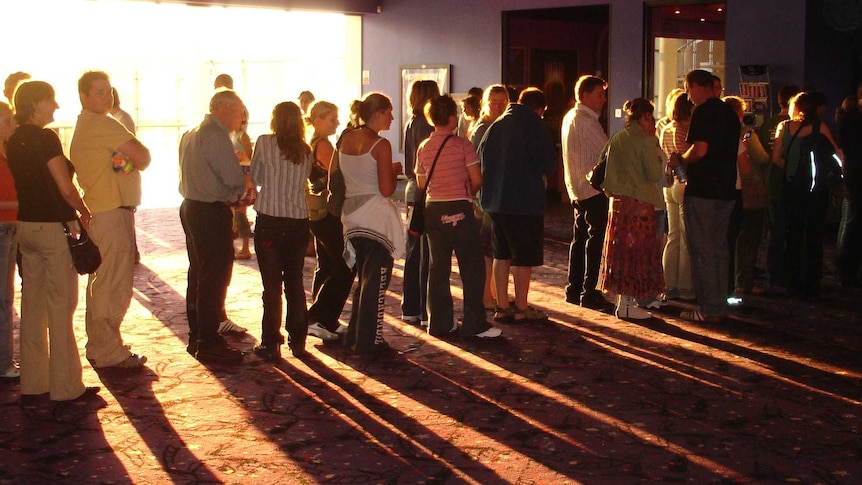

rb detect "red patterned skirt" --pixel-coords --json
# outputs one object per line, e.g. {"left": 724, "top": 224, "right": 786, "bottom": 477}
{"left": 598, "top": 196, "right": 665, "bottom": 300}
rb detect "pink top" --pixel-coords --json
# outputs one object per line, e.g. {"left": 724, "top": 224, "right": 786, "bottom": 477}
{"left": 416, "top": 130, "right": 478, "bottom": 202}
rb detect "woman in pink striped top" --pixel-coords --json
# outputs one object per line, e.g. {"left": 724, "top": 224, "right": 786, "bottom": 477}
{"left": 416, "top": 96, "right": 502, "bottom": 339}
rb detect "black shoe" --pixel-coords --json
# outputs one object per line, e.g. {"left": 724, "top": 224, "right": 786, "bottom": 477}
{"left": 253, "top": 343, "right": 282, "bottom": 361}
{"left": 63, "top": 386, "right": 101, "bottom": 402}
{"left": 186, "top": 342, "right": 197, "bottom": 357}
{"left": 581, "top": 293, "right": 614, "bottom": 312}
{"left": 195, "top": 342, "right": 243, "bottom": 364}
{"left": 289, "top": 345, "right": 308, "bottom": 359}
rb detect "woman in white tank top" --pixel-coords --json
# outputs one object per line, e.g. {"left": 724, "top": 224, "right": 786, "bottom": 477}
{"left": 335, "top": 93, "right": 403, "bottom": 352}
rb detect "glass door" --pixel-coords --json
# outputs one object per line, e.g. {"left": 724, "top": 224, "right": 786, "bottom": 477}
{"left": 645, "top": 2, "right": 726, "bottom": 119}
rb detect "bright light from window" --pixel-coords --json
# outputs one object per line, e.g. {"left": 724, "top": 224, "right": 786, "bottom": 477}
{"left": 2, "top": 0, "right": 360, "bottom": 208}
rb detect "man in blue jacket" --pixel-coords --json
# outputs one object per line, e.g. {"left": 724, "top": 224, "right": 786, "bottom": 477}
{"left": 479, "top": 87, "right": 557, "bottom": 323}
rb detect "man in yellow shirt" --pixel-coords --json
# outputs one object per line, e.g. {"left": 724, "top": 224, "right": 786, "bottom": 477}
{"left": 70, "top": 71, "right": 151, "bottom": 368}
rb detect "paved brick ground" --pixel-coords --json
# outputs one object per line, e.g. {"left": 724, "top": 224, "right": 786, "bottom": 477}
{"left": 0, "top": 202, "right": 860, "bottom": 484}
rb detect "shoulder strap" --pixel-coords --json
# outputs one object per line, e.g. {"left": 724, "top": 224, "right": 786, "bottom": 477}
{"left": 425, "top": 135, "right": 454, "bottom": 189}
{"left": 784, "top": 122, "right": 807, "bottom": 160}
{"left": 368, "top": 137, "right": 385, "bottom": 153}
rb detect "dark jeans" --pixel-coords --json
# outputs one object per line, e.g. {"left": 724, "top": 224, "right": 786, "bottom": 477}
{"left": 734, "top": 208, "right": 765, "bottom": 290}
{"left": 566, "top": 193, "right": 608, "bottom": 302}
{"left": 425, "top": 201, "right": 489, "bottom": 337}
{"left": 308, "top": 214, "right": 355, "bottom": 331}
{"left": 402, "top": 206, "right": 428, "bottom": 320}
{"left": 179, "top": 199, "right": 234, "bottom": 348}
{"left": 254, "top": 214, "right": 309, "bottom": 350}
{"left": 837, "top": 187, "right": 862, "bottom": 285}
{"left": 784, "top": 186, "right": 829, "bottom": 296}
{"left": 765, "top": 194, "right": 787, "bottom": 287}
{"left": 345, "top": 237, "right": 393, "bottom": 351}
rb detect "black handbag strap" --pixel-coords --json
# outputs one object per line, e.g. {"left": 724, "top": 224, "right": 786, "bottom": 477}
{"left": 423, "top": 135, "right": 454, "bottom": 193}
{"left": 785, "top": 121, "right": 816, "bottom": 161}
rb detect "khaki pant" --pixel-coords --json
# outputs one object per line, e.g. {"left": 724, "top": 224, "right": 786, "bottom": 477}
{"left": 18, "top": 221, "right": 85, "bottom": 401}
{"left": 85, "top": 208, "right": 136, "bottom": 366}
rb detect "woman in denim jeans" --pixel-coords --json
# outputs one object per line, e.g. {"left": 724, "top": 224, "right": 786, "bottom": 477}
{"left": 0, "top": 101, "right": 18, "bottom": 378}
{"left": 250, "top": 102, "right": 312, "bottom": 359}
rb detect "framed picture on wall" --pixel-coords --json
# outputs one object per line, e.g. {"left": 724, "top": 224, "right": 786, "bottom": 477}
{"left": 400, "top": 64, "right": 450, "bottom": 150}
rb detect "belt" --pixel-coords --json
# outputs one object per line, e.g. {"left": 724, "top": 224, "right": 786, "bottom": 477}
{"left": 119, "top": 206, "right": 137, "bottom": 212}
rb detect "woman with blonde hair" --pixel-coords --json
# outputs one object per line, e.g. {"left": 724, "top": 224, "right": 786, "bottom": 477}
{"left": 471, "top": 84, "right": 510, "bottom": 310}
{"left": 250, "top": 101, "right": 312, "bottom": 360}
{"left": 402, "top": 79, "right": 440, "bottom": 327}
{"left": 337, "top": 93, "right": 403, "bottom": 352}
{"left": 723, "top": 95, "right": 770, "bottom": 295}
{"left": 470, "top": 84, "right": 510, "bottom": 150}
{"left": 659, "top": 92, "right": 695, "bottom": 300}
{"left": 304, "top": 100, "right": 352, "bottom": 341}
{"left": 599, "top": 98, "right": 666, "bottom": 319}
{"left": 772, "top": 91, "right": 841, "bottom": 298}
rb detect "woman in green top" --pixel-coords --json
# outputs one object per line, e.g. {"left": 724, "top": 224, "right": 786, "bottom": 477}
{"left": 598, "top": 98, "right": 666, "bottom": 319}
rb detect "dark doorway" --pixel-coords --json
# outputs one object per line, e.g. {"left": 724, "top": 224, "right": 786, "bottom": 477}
{"left": 503, "top": 5, "right": 610, "bottom": 107}
{"left": 502, "top": 5, "right": 610, "bottom": 202}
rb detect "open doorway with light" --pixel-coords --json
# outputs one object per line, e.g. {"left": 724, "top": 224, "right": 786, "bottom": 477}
{"left": 2, "top": 0, "right": 361, "bottom": 208}
{"left": 645, "top": 2, "right": 726, "bottom": 119}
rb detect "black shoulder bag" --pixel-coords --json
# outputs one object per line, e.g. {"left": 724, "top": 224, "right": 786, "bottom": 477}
{"left": 407, "top": 135, "right": 453, "bottom": 236}
{"left": 62, "top": 218, "right": 102, "bottom": 275}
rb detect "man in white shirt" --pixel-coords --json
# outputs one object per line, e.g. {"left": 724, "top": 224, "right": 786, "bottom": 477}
{"left": 561, "top": 75, "right": 612, "bottom": 311}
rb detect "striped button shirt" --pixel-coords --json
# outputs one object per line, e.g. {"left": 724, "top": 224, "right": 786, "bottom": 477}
{"left": 562, "top": 103, "right": 608, "bottom": 201}
{"left": 251, "top": 134, "right": 312, "bottom": 219}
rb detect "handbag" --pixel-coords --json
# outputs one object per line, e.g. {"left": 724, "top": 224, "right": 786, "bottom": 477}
{"left": 62, "top": 218, "right": 102, "bottom": 275}
{"left": 407, "top": 135, "right": 453, "bottom": 236}
{"left": 586, "top": 146, "right": 608, "bottom": 191}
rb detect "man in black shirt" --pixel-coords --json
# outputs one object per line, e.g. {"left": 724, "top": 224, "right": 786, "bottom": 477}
{"left": 671, "top": 70, "right": 741, "bottom": 322}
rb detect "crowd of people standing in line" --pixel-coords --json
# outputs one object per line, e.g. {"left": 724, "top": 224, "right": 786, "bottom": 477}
{"left": 563, "top": 69, "right": 859, "bottom": 324}
{"left": 1, "top": 66, "right": 859, "bottom": 399}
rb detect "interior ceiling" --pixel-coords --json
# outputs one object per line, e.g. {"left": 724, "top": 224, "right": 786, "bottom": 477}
{"left": 659, "top": 3, "right": 726, "bottom": 23}
{"left": 135, "top": 0, "right": 380, "bottom": 14}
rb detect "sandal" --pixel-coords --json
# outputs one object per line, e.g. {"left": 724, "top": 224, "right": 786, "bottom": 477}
{"left": 493, "top": 306, "right": 514, "bottom": 323}
{"left": 680, "top": 310, "right": 721, "bottom": 323}
{"left": 513, "top": 305, "right": 548, "bottom": 322}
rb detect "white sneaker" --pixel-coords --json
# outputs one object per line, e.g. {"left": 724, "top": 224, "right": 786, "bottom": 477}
{"left": 401, "top": 314, "right": 421, "bottom": 324}
{"left": 218, "top": 319, "right": 248, "bottom": 334}
{"left": 420, "top": 320, "right": 429, "bottom": 328}
{"left": 616, "top": 295, "right": 651, "bottom": 320}
{"left": 307, "top": 322, "right": 339, "bottom": 341}
{"left": 475, "top": 326, "right": 503, "bottom": 338}
{"left": 1, "top": 363, "right": 20, "bottom": 378}
{"left": 639, "top": 298, "right": 666, "bottom": 309}
{"left": 335, "top": 323, "right": 348, "bottom": 335}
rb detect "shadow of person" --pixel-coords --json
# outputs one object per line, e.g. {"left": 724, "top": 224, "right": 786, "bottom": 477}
{"left": 4, "top": 389, "right": 131, "bottom": 482}
{"left": 92, "top": 365, "right": 220, "bottom": 483}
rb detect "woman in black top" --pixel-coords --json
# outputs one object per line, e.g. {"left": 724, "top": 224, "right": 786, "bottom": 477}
{"left": 7, "top": 81, "right": 95, "bottom": 401}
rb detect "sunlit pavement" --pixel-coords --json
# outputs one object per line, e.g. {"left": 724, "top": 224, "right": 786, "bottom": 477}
{"left": 1, "top": 202, "right": 860, "bottom": 484}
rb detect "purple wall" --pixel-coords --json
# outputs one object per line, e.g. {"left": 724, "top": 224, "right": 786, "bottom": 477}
{"left": 364, "top": 0, "right": 808, "bottom": 155}
{"left": 724, "top": 0, "right": 806, "bottom": 110}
